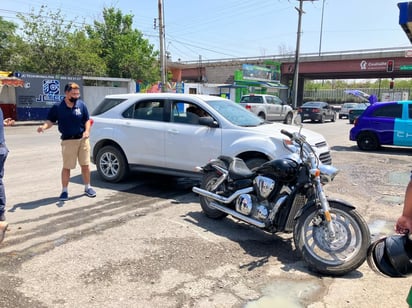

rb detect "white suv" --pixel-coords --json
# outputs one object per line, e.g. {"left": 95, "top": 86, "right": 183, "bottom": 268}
{"left": 90, "top": 93, "right": 331, "bottom": 182}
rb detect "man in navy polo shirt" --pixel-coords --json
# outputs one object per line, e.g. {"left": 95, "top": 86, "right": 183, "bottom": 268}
{"left": 37, "top": 82, "right": 96, "bottom": 201}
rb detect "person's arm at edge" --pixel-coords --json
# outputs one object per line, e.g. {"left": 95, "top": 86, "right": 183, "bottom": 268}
{"left": 37, "top": 120, "right": 54, "bottom": 133}
{"left": 395, "top": 180, "right": 412, "bottom": 234}
{"left": 83, "top": 119, "right": 92, "bottom": 138}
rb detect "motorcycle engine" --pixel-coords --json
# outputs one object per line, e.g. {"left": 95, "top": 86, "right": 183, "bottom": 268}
{"left": 254, "top": 175, "right": 276, "bottom": 199}
{"left": 235, "top": 193, "right": 269, "bottom": 222}
{"left": 235, "top": 176, "right": 276, "bottom": 222}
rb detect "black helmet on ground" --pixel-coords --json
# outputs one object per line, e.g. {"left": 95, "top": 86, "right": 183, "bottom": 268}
{"left": 367, "top": 234, "right": 412, "bottom": 277}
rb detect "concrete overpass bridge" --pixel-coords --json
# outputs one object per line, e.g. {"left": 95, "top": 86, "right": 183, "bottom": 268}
{"left": 169, "top": 46, "right": 412, "bottom": 103}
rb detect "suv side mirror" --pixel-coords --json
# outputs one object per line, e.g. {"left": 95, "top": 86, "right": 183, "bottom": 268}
{"left": 199, "top": 116, "right": 218, "bottom": 128}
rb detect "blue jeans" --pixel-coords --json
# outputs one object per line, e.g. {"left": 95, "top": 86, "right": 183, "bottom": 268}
{"left": 0, "top": 146, "right": 8, "bottom": 215}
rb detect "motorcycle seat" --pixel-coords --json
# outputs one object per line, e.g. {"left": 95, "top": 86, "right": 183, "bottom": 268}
{"left": 229, "top": 158, "right": 254, "bottom": 180}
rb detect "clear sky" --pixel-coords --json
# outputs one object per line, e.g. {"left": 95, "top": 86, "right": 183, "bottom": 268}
{"left": 1, "top": 0, "right": 411, "bottom": 62}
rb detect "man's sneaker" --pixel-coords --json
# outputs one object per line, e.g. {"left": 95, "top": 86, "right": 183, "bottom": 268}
{"left": 85, "top": 187, "right": 96, "bottom": 198}
{"left": 59, "top": 191, "right": 68, "bottom": 201}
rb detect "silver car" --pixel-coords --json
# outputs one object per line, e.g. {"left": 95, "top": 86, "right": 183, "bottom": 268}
{"left": 339, "top": 102, "right": 359, "bottom": 119}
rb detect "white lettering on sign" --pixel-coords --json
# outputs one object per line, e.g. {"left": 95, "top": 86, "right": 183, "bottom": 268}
{"left": 359, "top": 60, "right": 387, "bottom": 71}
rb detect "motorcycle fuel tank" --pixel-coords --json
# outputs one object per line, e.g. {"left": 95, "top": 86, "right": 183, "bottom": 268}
{"left": 257, "top": 158, "right": 299, "bottom": 182}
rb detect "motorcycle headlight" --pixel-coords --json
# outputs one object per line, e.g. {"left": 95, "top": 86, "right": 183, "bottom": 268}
{"left": 319, "top": 164, "right": 339, "bottom": 183}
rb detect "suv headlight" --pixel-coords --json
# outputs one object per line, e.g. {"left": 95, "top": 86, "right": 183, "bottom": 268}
{"left": 283, "top": 139, "right": 299, "bottom": 153}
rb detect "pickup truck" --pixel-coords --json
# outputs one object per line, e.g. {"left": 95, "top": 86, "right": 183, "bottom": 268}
{"left": 239, "top": 94, "right": 294, "bottom": 124}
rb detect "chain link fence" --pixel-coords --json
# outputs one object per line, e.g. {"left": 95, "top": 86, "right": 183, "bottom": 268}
{"left": 303, "top": 88, "right": 412, "bottom": 105}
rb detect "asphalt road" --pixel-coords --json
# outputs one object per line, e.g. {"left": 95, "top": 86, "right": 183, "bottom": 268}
{"left": 0, "top": 120, "right": 411, "bottom": 308}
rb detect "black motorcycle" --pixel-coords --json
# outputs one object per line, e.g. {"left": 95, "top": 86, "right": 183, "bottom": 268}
{"left": 192, "top": 127, "right": 371, "bottom": 276}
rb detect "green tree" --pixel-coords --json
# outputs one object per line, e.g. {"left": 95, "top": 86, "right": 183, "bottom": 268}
{"left": 15, "top": 5, "right": 105, "bottom": 76}
{"left": 86, "top": 7, "right": 159, "bottom": 82}
{"left": 16, "top": 5, "right": 76, "bottom": 74}
{"left": 0, "top": 17, "right": 20, "bottom": 70}
{"left": 65, "top": 31, "right": 106, "bottom": 76}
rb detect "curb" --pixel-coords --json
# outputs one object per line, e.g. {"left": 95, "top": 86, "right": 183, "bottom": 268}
{"left": 13, "top": 121, "right": 43, "bottom": 127}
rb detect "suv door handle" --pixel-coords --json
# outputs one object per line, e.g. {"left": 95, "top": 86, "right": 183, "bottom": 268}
{"left": 168, "top": 129, "right": 179, "bottom": 135}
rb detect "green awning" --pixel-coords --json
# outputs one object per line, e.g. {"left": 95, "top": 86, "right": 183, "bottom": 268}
{"left": 233, "top": 80, "right": 288, "bottom": 89}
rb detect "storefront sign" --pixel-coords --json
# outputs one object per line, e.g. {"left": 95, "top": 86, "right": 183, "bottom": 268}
{"left": 359, "top": 60, "right": 388, "bottom": 71}
{"left": 400, "top": 64, "right": 412, "bottom": 70}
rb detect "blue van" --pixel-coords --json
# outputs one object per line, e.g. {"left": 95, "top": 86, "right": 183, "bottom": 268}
{"left": 349, "top": 101, "right": 412, "bottom": 150}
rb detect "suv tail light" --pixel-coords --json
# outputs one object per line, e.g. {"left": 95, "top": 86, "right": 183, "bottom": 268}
{"left": 245, "top": 104, "right": 252, "bottom": 110}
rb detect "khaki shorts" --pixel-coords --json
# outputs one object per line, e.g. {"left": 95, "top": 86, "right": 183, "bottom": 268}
{"left": 61, "top": 138, "right": 90, "bottom": 169}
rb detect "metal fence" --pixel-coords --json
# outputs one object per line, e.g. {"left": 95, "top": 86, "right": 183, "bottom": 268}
{"left": 303, "top": 88, "right": 412, "bottom": 104}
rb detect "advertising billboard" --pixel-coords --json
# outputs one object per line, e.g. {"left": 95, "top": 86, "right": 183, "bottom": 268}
{"left": 15, "top": 73, "right": 82, "bottom": 120}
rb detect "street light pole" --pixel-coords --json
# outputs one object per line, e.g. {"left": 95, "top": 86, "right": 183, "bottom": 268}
{"left": 158, "top": 0, "right": 166, "bottom": 92}
{"left": 292, "top": 0, "right": 317, "bottom": 109}
{"left": 292, "top": 0, "right": 304, "bottom": 109}
{"left": 318, "top": 0, "right": 326, "bottom": 55}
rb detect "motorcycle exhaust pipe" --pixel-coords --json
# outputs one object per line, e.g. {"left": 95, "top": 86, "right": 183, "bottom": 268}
{"left": 208, "top": 201, "right": 266, "bottom": 228}
{"left": 192, "top": 186, "right": 253, "bottom": 204}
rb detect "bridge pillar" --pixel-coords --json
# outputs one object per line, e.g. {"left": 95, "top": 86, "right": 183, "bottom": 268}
{"left": 281, "top": 75, "right": 305, "bottom": 108}
{"left": 296, "top": 77, "right": 305, "bottom": 107}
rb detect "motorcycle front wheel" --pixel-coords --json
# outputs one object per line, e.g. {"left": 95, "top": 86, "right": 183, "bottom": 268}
{"left": 199, "top": 171, "right": 228, "bottom": 219}
{"left": 293, "top": 200, "right": 371, "bottom": 276}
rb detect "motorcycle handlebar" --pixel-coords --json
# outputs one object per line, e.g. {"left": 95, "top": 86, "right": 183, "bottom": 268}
{"left": 281, "top": 129, "right": 310, "bottom": 152}
{"left": 280, "top": 129, "right": 294, "bottom": 139}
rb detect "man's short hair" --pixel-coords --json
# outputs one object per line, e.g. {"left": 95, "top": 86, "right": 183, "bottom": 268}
{"left": 64, "top": 82, "right": 80, "bottom": 92}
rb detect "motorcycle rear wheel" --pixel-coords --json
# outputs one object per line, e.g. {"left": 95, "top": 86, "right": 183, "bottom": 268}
{"left": 199, "top": 171, "right": 228, "bottom": 219}
{"left": 293, "top": 200, "right": 371, "bottom": 276}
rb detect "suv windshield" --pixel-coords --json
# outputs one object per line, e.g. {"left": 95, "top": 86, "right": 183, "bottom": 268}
{"left": 208, "top": 100, "right": 263, "bottom": 126}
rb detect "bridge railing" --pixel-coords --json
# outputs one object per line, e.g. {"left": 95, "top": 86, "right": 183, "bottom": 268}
{"left": 174, "top": 46, "right": 412, "bottom": 65}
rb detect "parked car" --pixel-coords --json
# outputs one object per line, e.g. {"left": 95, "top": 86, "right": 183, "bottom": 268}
{"left": 297, "top": 101, "right": 336, "bottom": 123}
{"left": 349, "top": 100, "right": 412, "bottom": 151}
{"left": 339, "top": 102, "right": 359, "bottom": 119}
{"left": 239, "top": 94, "right": 294, "bottom": 124}
{"left": 331, "top": 104, "right": 342, "bottom": 112}
{"left": 90, "top": 93, "right": 332, "bottom": 182}
{"left": 348, "top": 103, "right": 370, "bottom": 124}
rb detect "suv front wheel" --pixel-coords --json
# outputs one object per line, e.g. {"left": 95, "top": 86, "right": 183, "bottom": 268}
{"left": 96, "top": 145, "right": 129, "bottom": 182}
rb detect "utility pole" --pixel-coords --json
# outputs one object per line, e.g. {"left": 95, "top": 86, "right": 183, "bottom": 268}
{"left": 318, "top": 0, "right": 325, "bottom": 56}
{"left": 292, "top": 0, "right": 317, "bottom": 109}
{"left": 158, "top": 0, "right": 166, "bottom": 92}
